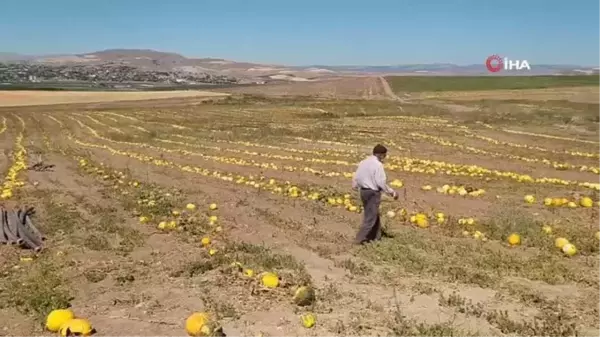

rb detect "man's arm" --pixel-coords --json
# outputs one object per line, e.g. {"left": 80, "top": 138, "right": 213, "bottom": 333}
{"left": 375, "top": 165, "right": 396, "bottom": 196}
{"left": 352, "top": 163, "right": 361, "bottom": 190}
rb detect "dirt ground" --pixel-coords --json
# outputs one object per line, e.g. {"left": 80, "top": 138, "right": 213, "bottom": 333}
{"left": 0, "top": 81, "right": 599, "bottom": 336}
{"left": 0, "top": 90, "right": 230, "bottom": 107}
{"left": 217, "top": 76, "right": 391, "bottom": 100}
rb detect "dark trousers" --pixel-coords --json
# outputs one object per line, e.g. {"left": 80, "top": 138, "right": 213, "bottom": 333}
{"left": 355, "top": 188, "right": 382, "bottom": 244}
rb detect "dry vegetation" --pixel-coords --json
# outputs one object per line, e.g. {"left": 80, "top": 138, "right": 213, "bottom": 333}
{"left": 217, "top": 76, "right": 392, "bottom": 100}
{"left": 0, "top": 90, "right": 229, "bottom": 107}
{"left": 0, "top": 78, "right": 599, "bottom": 336}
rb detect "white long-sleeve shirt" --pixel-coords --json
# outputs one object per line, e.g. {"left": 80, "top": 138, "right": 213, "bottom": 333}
{"left": 352, "top": 155, "right": 395, "bottom": 195}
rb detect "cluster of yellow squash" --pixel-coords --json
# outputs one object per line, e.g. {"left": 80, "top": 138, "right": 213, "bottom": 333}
{"left": 65, "top": 114, "right": 600, "bottom": 250}
{"left": 504, "top": 227, "right": 595, "bottom": 257}
{"left": 524, "top": 194, "right": 598, "bottom": 209}
{"left": 46, "top": 309, "right": 94, "bottom": 336}
{"left": 409, "top": 132, "right": 599, "bottom": 174}
{"left": 66, "top": 114, "right": 600, "bottom": 194}
{"left": 78, "top": 157, "right": 225, "bottom": 237}
{"left": 74, "top": 153, "right": 319, "bottom": 334}
{"left": 0, "top": 116, "right": 6, "bottom": 135}
{"left": 69, "top": 134, "right": 365, "bottom": 217}
{"left": 1, "top": 117, "right": 27, "bottom": 200}
{"left": 542, "top": 196, "right": 596, "bottom": 208}
{"left": 428, "top": 184, "right": 486, "bottom": 197}
{"left": 458, "top": 128, "right": 599, "bottom": 160}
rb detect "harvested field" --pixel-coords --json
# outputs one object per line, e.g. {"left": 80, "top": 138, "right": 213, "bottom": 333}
{"left": 217, "top": 76, "right": 390, "bottom": 100}
{"left": 0, "top": 87, "right": 599, "bottom": 336}
{"left": 0, "top": 90, "right": 230, "bottom": 107}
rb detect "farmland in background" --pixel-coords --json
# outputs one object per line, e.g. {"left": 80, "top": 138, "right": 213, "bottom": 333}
{"left": 385, "top": 75, "right": 600, "bottom": 92}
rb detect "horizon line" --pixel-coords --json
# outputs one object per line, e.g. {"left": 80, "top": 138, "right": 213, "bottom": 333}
{"left": 1, "top": 48, "right": 598, "bottom": 68}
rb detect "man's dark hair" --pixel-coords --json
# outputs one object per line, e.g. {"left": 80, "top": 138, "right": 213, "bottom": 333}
{"left": 373, "top": 144, "right": 387, "bottom": 155}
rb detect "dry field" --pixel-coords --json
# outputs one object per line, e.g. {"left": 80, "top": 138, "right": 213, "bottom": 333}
{"left": 0, "top": 90, "right": 230, "bottom": 107}
{"left": 0, "top": 85, "right": 599, "bottom": 336}
{"left": 217, "top": 76, "right": 393, "bottom": 100}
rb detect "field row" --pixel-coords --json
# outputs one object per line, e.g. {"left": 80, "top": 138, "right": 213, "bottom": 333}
{"left": 63, "top": 113, "right": 600, "bottom": 195}
{"left": 27, "top": 112, "right": 600, "bottom": 265}
{"left": 41, "top": 111, "right": 596, "bottom": 183}
{"left": 15, "top": 113, "right": 594, "bottom": 257}
{"left": 27, "top": 111, "right": 595, "bottom": 210}
{"left": 88, "top": 108, "right": 600, "bottom": 175}
{"left": 28, "top": 113, "right": 600, "bottom": 216}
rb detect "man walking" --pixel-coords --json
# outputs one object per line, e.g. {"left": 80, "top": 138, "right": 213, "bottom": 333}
{"left": 352, "top": 144, "right": 398, "bottom": 244}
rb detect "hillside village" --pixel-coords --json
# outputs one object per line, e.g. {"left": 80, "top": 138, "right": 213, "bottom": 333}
{"left": 0, "top": 62, "right": 239, "bottom": 87}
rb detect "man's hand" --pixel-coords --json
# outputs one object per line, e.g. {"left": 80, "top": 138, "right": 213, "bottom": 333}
{"left": 391, "top": 190, "right": 399, "bottom": 200}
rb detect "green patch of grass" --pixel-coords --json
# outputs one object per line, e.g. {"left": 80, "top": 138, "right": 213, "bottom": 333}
{"left": 120, "top": 182, "right": 183, "bottom": 220}
{"left": 387, "top": 299, "right": 477, "bottom": 336}
{"left": 22, "top": 190, "right": 83, "bottom": 235}
{"left": 227, "top": 242, "right": 312, "bottom": 286}
{"left": 358, "top": 226, "right": 598, "bottom": 288}
{"left": 438, "top": 290, "right": 580, "bottom": 336}
{"left": 169, "top": 255, "right": 229, "bottom": 278}
{"left": 385, "top": 75, "right": 599, "bottom": 93}
{"left": 200, "top": 294, "right": 240, "bottom": 320}
{"left": 478, "top": 204, "right": 550, "bottom": 246}
{"left": 486, "top": 305, "right": 578, "bottom": 336}
{"left": 170, "top": 241, "right": 312, "bottom": 286}
{"left": 319, "top": 282, "right": 344, "bottom": 301}
{"left": 438, "top": 291, "right": 485, "bottom": 317}
{"left": 0, "top": 260, "right": 72, "bottom": 322}
{"left": 78, "top": 201, "right": 145, "bottom": 253}
{"left": 75, "top": 155, "right": 222, "bottom": 248}
{"left": 496, "top": 282, "right": 553, "bottom": 308}
{"left": 225, "top": 242, "right": 304, "bottom": 272}
{"left": 334, "top": 258, "right": 373, "bottom": 275}
{"left": 480, "top": 203, "right": 600, "bottom": 255}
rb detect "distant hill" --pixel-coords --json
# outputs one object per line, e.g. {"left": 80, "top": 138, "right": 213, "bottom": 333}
{"left": 1, "top": 49, "right": 598, "bottom": 82}
{"left": 0, "top": 52, "right": 38, "bottom": 61}
{"left": 303, "top": 64, "right": 600, "bottom": 76}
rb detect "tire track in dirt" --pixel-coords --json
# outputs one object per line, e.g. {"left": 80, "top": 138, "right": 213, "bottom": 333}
{"left": 379, "top": 76, "right": 406, "bottom": 102}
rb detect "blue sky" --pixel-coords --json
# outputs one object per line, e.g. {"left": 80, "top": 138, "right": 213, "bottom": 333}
{"left": 1, "top": 0, "right": 598, "bottom": 66}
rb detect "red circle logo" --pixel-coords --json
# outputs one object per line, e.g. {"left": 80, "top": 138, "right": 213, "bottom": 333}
{"left": 486, "top": 55, "right": 503, "bottom": 72}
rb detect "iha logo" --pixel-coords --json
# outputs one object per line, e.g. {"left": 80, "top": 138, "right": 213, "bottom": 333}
{"left": 485, "top": 55, "right": 531, "bottom": 72}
